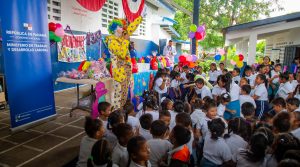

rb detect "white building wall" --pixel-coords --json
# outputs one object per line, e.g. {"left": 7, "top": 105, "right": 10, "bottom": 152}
{"left": 48, "top": 0, "right": 174, "bottom": 45}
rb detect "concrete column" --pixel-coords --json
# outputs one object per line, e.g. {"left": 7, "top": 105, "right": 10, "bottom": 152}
{"left": 236, "top": 40, "right": 249, "bottom": 58}
{"left": 248, "top": 34, "right": 257, "bottom": 65}
{"left": 191, "top": 0, "right": 200, "bottom": 54}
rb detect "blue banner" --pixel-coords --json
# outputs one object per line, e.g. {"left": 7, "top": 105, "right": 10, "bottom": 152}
{"left": 0, "top": 0, "right": 56, "bottom": 129}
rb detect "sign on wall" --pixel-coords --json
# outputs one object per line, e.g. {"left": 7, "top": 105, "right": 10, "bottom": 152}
{"left": 0, "top": 0, "right": 56, "bottom": 130}
{"left": 57, "top": 33, "right": 86, "bottom": 63}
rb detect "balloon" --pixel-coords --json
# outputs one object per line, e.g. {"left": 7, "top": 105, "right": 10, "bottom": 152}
{"left": 188, "top": 32, "right": 195, "bottom": 39}
{"left": 230, "top": 60, "right": 236, "bottom": 65}
{"left": 219, "top": 49, "right": 225, "bottom": 55}
{"left": 220, "top": 55, "right": 225, "bottom": 61}
{"left": 239, "top": 54, "right": 244, "bottom": 61}
{"left": 195, "top": 32, "right": 203, "bottom": 40}
{"left": 56, "top": 23, "right": 62, "bottom": 29}
{"left": 179, "top": 55, "right": 187, "bottom": 62}
{"left": 188, "top": 62, "right": 195, "bottom": 68}
{"left": 186, "top": 55, "right": 193, "bottom": 62}
{"left": 214, "top": 54, "right": 221, "bottom": 61}
{"left": 197, "top": 25, "right": 205, "bottom": 33}
{"left": 233, "top": 55, "right": 239, "bottom": 62}
{"left": 236, "top": 61, "right": 244, "bottom": 68}
{"left": 54, "top": 27, "right": 65, "bottom": 38}
{"left": 48, "top": 22, "right": 56, "bottom": 32}
{"left": 190, "top": 24, "right": 197, "bottom": 32}
{"left": 54, "top": 36, "right": 62, "bottom": 42}
{"left": 191, "top": 54, "right": 198, "bottom": 62}
{"left": 49, "top": 31, "right": 56, "bottom": 40}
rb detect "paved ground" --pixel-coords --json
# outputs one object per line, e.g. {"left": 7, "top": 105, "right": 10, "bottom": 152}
{"left": 0, "top": 86, "right": 91, "bottom": 167}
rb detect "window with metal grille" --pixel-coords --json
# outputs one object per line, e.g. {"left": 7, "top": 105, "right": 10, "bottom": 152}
{"left": 101, "top": 0, "right": 119, "bottom": 28}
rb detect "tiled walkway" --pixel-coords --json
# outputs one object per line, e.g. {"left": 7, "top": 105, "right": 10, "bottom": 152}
{"left": 0, "top": 87, "right": 91, "bottom": 167}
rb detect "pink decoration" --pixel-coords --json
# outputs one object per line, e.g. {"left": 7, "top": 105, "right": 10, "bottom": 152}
{"left": 283, "top": 66, "right": 287, "bottom": 72}
{"left": 92, "top": 82, "right": 108, "bottom": 119}
{"left": 218, "top": 49, "right": 225, "bottom": 55}
{"left": 54, "top": 27, "right": 65, "bottom": 37}
{"left": 230, "top": 59, "right": 236, "bottom": 65}
{"left": 294, "top": 66, "right": 298, "bottom": 73}
{"left": 197, "top": 25, "right": 205, "bottom": 33}
{"left": 188, "top": 32, "right": 195, "bottom": 39}
{"left": 56, "top": 23, "right": 62, "bottom": 29}
{"left": 186, "top": 55, "right": 193, "bottom": 62}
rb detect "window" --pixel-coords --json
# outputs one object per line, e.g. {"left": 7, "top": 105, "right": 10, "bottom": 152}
{"left": 101, "top": 0, "right": 119, "bottom": 28}
{"left": 48, "top": 15, "right": 50, "bottom": 19}
{"left": 52, "top": 1, "right": 61, "bottom": 6}
{"left": 48, "top": 7, "right": 50, "bottom": 11}
{"left": 53, "top": 16, "right": 61, "bottom": 21}
{"left": 53, "top": 9, "right": 61, "bottom": 14}
{"left": 47, "top": 0, "right": 50, "bottom": 4}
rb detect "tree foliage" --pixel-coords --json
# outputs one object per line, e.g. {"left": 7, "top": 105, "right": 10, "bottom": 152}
{"left": 173, "top": 0, "right": 281, "bottom": 50}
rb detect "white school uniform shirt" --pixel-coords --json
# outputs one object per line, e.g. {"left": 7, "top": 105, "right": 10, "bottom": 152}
{"left": 212, "top": 85, "right": 226, "bottom": 97}
{"left": 203, "top": 135, "right": 232, "bottom": 165}
{"left": 291, "top": 80, "right": 298, "bottom": 90}
{"left": 229, "top": 83, "right": 240, "bottom": 101}
{"left": 225, "top": 134, "right": 248, "bottom": 157}
{"left": 77, "top": 136, "right": 98, "bottom": 167}
{"left": 169, "top": 110, "right": 178, "bottom": 130}
{"left": 232, "top": 76, "right": 241, "bottom": 84}
{"left": 277, "top": 82, "right": 294, "bottom": 99}
{"left": 154, "top": 77, "right": 168, "bottom": 94}
{"left": 129, "top": 161, "right": 151, "bottom": 167}
{"left": 245, "top": 74, "right": 256, "bottom": 87}
{"left": 233, "top": 148, "right": 266, "bottom": 167}
{"left": 291, "top": 128, "right": 300, "bottom": 139}
{"left": 180, "top": 72, "right": 189, "bottom": 84}
{"left": 136, "top": 110, "right": 159, "bottom": 121}
{"left": 112, "top": 142, "right": 129, "bottom": 167}
{"left": 147, "top": 139, "right": 172, "bottom": 167}
{"left": 104, "top": 130, "right": 118, "bottom": 149}
{"left": 195, "top": 85, "right": 212, "bottom": 99}
{"left": 170, "top": 79, "right": 180, "bottom": 89}
{"left": 208, "top": 70, "right": 220, "bottom": 82}
{"left": 271, "top": 70, "right": 279, "bottom": 84}
{"left": 127, "top": 116, "right": 140, "bottom": 134}
{"left": 217, "top": 104, "right": 226, "bottom": 117}
{"left": 239, "top": 95, "right": 256, "bottom": 108}
{"left": 253, "top": 83, "right": 268, "bottom": 101}
{"left": 200, "top": 73, "right": 206, "bottom": 78}
{"left": 190, "top": 109, "right": 206, "bottom": 127}
{"left": 196, "top": 116, "right": 211, "bottom": 138}
{"left": 139, "top": 127, "right": 153, "bottom": 140}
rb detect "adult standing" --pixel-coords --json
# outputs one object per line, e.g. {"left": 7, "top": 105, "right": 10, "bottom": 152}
{"left": 163, "top": 40, "right": 177, "bottom": 65}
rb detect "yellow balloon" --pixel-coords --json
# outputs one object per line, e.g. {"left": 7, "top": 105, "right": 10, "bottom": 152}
{"left": 236, "top": 61, "right": 244, "bottom": 68}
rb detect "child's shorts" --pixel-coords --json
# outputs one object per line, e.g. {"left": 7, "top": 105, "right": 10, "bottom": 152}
{"left": 255, "top": 100, "right": 269, "bottom": 119}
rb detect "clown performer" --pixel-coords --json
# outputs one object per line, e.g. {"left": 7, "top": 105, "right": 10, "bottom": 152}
{"left": 105, "top": 9, "right": 146, "bottom": 109}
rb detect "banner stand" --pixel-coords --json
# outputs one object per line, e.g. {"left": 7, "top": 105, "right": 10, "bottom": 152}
{"left": 11, "top": 114, "right": 57, "bottom": 133}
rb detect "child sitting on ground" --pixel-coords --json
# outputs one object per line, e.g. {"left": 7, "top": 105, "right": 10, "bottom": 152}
{"left": 286, "top": 97, "right": 300, "bottom": 112}
{"left": 271, "top": 97, "right": 287, "bottom": 116}
{"left": 277, "top": 72, "right": 294, "bottom": 100}
{"left": 169, "top": 71, "right": 181, "bottom": 101}
{"left": 139, "top": 113, "right": 153, "bottom": 140}
{"left": 105, "top": 110, "right": 125, "bottom": 148}
{"left": 112, "top": 123, "right": 134, "bottom": 167}
{"left": 200, "top": 118, "right": 232, "bottom": 166}
{"left": 77, "top": 117, "right": 105, "bottom": 167}
{"left": 97, "top": 102, "right": 112, "bottom": 128}
{"left": 148, "top": 120, "right": 172, "bottom": 167}
{"left": 87, "top": 139, "right": 117, "bottom": 167}
{"left": 124, "top": 101, "right": 140, "bottom": 135}
{"left": 241, "top": 102, "right": 256, "bottom": 130}
{"left": 127, "top": 136, "right": 151, "bottom": 167}
{"left": 224, "top": 118, "right": 249, "bottom": 156}
{"left": 195, "top": 78, "right": 212, "bottom": 99}
{"left": 159, "top": 110, "right": 171, "bottom": 127}
{"left": 239, "top": 85, "right": 256, "bottom": 109}
{"left": 168, "top": 125, "right": 191, "bottom": 167}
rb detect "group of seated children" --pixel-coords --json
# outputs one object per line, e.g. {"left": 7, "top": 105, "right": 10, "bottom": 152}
{"left": 77, "top": 57, "right": 300, "bottom": 167}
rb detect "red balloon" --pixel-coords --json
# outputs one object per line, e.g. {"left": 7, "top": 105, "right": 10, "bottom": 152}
{"left": 195, "top": 32, "right": 203, "bottom": 40}
{"left": 239, "top": 54, "right": 244, "bottom": 61}
{"left": 48, "top": 22, "right": 57, "bottom": 32}
{"left": 179, "top": 55, "right": 186, "bottom": 62}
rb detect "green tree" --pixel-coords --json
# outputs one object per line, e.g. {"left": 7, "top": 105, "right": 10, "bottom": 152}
{"left": 173, "top": 0, "right": 281, "bottom": 50}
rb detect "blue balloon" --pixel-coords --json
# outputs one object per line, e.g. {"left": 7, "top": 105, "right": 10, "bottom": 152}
{"left": 215, "top": 54, "right": 221, "bottom": 61}
{"left": 144, "top": 57, "right": 151, "bottom": 63}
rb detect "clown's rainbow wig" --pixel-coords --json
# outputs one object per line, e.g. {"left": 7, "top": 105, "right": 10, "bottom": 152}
{"left": 108, "top": 19, "right": 123, "bottom": 34}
